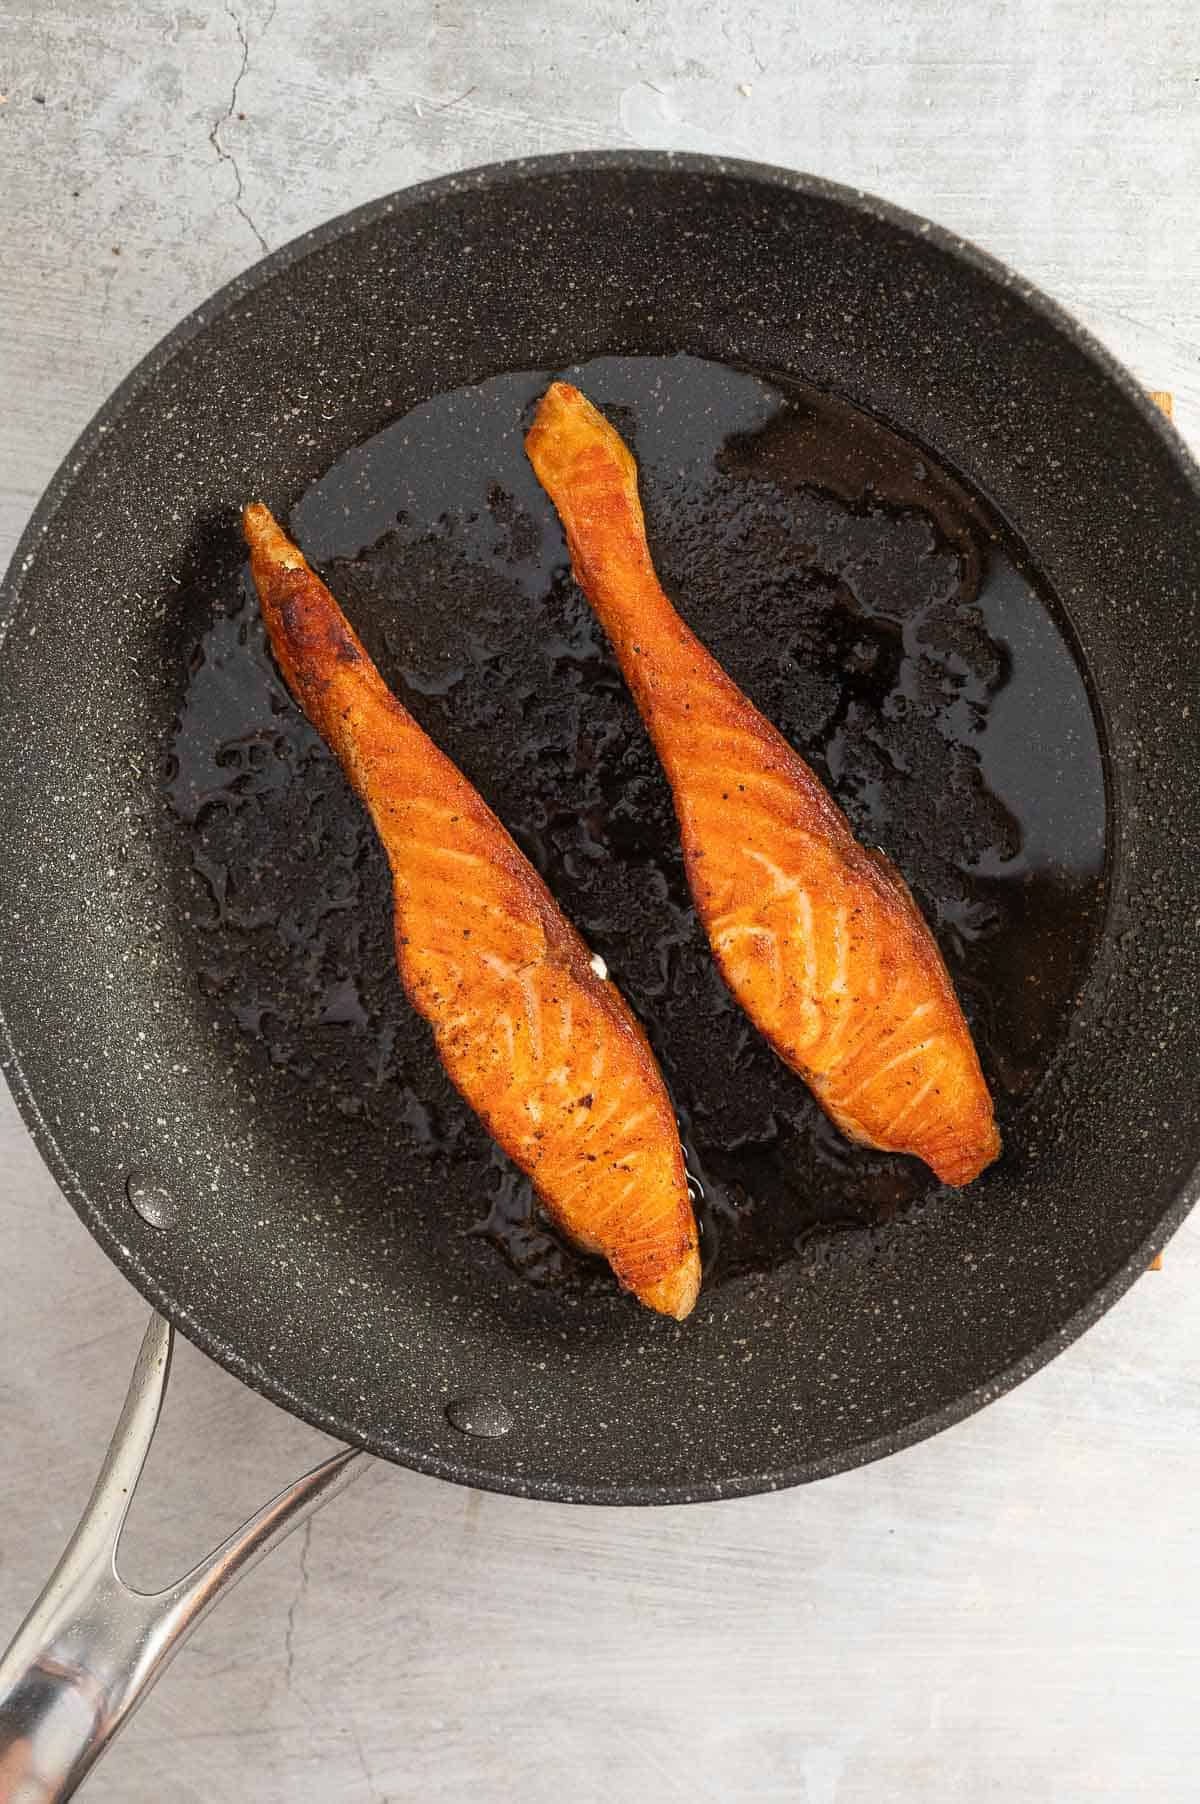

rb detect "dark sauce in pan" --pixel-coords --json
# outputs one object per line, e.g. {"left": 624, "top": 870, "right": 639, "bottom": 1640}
{"left": 166, "top": 354, "right": 1107, "bottom": 1290}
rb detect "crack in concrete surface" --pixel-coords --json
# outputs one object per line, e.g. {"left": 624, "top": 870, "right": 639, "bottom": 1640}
{"left": 207, "top": 0, "right": 274, "bottom": 255}
{"left": 282, "top": 1515, "right": 313, "bottom": 1689}
{"left": 350, "top": 1715, "right": 387, "bottom": 1804}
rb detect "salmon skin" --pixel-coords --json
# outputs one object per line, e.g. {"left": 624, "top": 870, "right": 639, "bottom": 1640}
{"left": 525, "top": 384, "right": 1000, "bottom": 1187}
{"left": 242, "top": 504, "right": 700, "bottom": 1317}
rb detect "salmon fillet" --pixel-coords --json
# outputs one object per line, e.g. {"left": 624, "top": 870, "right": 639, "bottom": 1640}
{"left": 526, "top": 384, "right": 1000, "bottom": 1187}
{"left": 242, "top": 503, "right": 700, "bottom": 1317}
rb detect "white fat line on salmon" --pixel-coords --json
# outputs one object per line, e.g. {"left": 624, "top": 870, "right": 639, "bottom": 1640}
{"left": 838, "top": 1035, "right": 940, "bottom": 1107}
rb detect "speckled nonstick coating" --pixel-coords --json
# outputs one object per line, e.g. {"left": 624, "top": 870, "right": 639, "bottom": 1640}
{"left": 2, "top": 153, "right": 1199, "bottom": 1505}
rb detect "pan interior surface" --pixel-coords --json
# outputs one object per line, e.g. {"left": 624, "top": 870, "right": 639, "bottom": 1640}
{"left": 1, "top": 156, "right": 1198, "bottom": 1502}
{"left": 169, "top": 353, "right": 1106, "bottom": 1292}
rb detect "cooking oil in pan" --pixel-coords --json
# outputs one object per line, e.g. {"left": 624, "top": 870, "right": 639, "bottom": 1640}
{"left": 166, "top": 354, "right": 1107, "bottom": 1290}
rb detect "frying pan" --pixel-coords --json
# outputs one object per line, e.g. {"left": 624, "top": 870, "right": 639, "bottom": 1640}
{"left": 2, "top": 152, "right": 1199, "bottom": 1796}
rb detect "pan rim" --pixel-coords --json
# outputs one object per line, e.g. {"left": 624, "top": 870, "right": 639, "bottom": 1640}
{"left": 2, "top": 148, "right": 1199, "bottom": 1505}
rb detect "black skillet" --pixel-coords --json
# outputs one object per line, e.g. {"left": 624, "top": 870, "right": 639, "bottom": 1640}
{"left": 1, "top": 152, "right": 1199, "bottom": 1792}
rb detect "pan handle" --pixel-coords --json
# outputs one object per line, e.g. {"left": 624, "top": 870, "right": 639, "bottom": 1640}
{"left": 0, "top": 1313, "right": 365, "bottom": 1802}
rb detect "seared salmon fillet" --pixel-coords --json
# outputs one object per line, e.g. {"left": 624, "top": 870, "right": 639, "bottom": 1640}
{"left": 526, "top": 384, "right": 1000, "bottom": 1187}
{"left": 243, "top": 503, "right": 700, "bottom": 1316}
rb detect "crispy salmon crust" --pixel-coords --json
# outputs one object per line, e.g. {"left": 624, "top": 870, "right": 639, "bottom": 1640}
{"left": 243, "top": 503, "right": 700, "bottom": 1317}
{"left": 525, "top": 385, "right": 1000, "bottom": 1187}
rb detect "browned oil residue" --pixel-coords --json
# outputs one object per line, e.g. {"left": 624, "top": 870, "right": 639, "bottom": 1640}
{"left": 166, "top": 354, "right": 1107, "bottom": 1291}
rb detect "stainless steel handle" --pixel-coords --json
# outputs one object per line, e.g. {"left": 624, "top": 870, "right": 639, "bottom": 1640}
{"left": 0, "top": 1313, "right": 365, "bottom": 1802}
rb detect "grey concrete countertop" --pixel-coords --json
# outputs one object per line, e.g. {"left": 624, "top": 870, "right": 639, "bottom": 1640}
{"left": 2, "top": 3, "right": 1198, "bottom": 1799}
